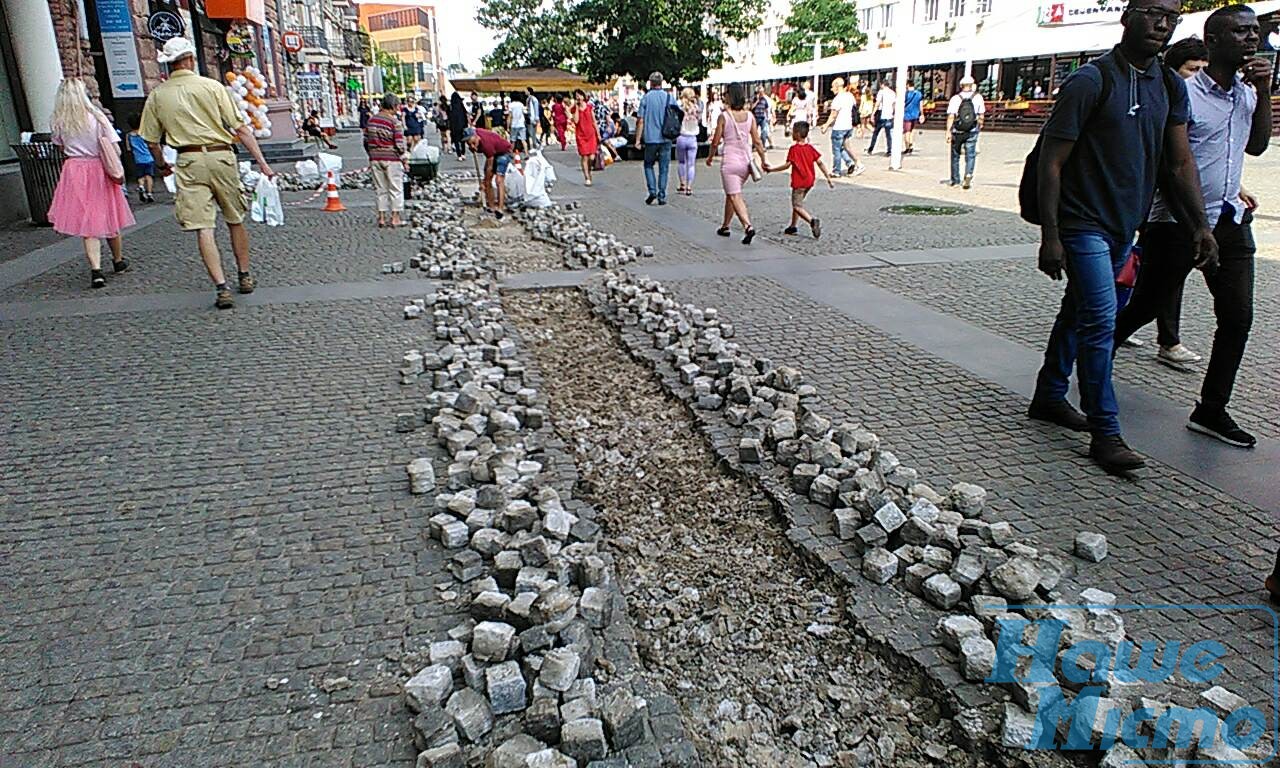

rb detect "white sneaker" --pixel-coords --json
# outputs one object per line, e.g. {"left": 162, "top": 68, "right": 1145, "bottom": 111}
{"left": 852, "top": 163, "right": 867, "bottom": 176}
{"left": 1158, "top": 343, "right": 1202, "bottom": 364}
{"left": 1120, "top": 337, "right": 1146, "bottom": 348}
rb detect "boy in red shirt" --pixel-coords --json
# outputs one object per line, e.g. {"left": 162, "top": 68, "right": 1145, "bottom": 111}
{"left": 768, "top": 121, "right": 833, "bottom": 238}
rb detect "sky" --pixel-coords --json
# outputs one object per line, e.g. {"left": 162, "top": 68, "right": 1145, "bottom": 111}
{"left": 354, "top": 0, "right": 498, "bottom": 71}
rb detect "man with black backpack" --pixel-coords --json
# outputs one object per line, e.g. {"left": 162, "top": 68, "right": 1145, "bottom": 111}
{"left": 946, "top": 76, "right": 985, "bottom": 189}
{"left": 634, "top": 71, "right": 680, "bottom": 206}
{"left": 1024, "top": 0, "right": 1216, "bottom": 473}
{"left": 1115, "top": 5, "right": 1271, "bottom": 449}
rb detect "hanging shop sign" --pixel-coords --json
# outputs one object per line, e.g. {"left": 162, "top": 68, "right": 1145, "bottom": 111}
{"left": 95, "top": 0, "right": 144, "bottom": 97}
{"left": 296, "top": 72, "right": 325, "bottom": 99}
{"left": 1037, "top": 1, "right": 1125, "bottom": 26}
{"left": 147, "top": 10, "right": 185, "bottom": 42}
{"left": 281, "top": 29, "right": 303, "bottom": 53}
{"left": 225, "top": 23, "right": 254, "bottom": 55}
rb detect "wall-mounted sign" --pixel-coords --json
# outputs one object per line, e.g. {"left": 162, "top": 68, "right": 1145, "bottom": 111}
{"left": 1037, "top": 1, "right": 1125, "bottom": 27}
{"left": 96, "top": 0, "right": 144, "bottom": 97}
{"left": 147, "top": 10, "right": 185, "bottom": 42}
{"left": 225, "top": 23, "right": 254, "bottom": 55}
{"left": 296, "top": 72, "right": 325, "bottom": 99}
{"left": 281, "top": 29, "right": 303, "bottom": 54}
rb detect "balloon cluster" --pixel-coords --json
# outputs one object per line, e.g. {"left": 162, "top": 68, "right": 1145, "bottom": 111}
{"left": 225, "top": 65, "right": 272, "bottom": 138}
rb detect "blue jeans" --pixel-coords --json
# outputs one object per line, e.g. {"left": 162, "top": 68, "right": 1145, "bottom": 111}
{"left": 867, "top": 118, "right": 892, "bottom": 154}
{"left": 830, "top": 129, "right": 855, "bottom": 175}
{"left": 1034, "top": 231, "right": 1131, "bottom": 436}
{"left": 950, "top": 130, "right": 978, "bottom": 183}
{"left": 643, "top": 141, "right": 672, "bottom": 200}
{"left": 757, "top": 116, "right": 772, "bottom": 147}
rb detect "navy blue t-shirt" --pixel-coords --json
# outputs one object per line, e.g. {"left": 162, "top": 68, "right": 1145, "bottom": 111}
{"left": 1043, "top": 47, "right": 1189, "bottom": 244}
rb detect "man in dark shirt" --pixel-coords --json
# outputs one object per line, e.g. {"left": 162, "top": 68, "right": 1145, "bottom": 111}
{"left": 464, "top": 126, "right": 514, "bottom": 218}
{"left": 1029, "top": 0, "right": 1216, "bottom": 472}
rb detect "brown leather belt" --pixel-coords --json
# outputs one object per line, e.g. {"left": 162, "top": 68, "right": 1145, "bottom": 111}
{"left": 176, "top": 143, "right": 234, "bottom": 154}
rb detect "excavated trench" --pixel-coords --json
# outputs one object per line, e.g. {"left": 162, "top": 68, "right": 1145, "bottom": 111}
{"left": 501, "top": 286, "right": 1013, "bottom": 768}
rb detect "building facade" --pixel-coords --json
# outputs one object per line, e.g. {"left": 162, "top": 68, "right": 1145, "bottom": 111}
{"left": 358, "top": 2, "right": 441, "bottom": 95}
{"left": 724, "top": 0, "right": 792, "bottom": 67}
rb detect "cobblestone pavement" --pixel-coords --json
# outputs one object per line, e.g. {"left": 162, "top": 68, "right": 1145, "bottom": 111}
{"left": 859, "top": 257, "right": 1280, "bottom": 440}
{"left": 1, "top": 202, "right": 457, "bottom": 766}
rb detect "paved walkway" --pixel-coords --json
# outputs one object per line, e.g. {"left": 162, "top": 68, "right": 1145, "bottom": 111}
{"left": 508, "top": 148, "right": 1280, "bottom": 714}
{"left": 0, "top": 190, "right": 459, "bottom": 767}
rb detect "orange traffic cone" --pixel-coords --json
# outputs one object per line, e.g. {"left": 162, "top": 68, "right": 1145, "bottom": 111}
{"left": 322, "top": 170, "right": 346, "bottom": 212}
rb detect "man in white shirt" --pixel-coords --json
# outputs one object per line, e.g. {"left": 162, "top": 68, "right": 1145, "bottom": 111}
{"left": 946, "top": 75, "right": 986, "bottom": 188}
{"left": 819, "top": 78, "right": 865, "bottom": 176}
{"left": 866, "top": 81, "right": 896, "bottom": 155}
{"left": 508, "top": 95, "right": 528, "bottom": 144}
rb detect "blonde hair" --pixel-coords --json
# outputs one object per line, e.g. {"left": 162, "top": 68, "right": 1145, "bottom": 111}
{"left": 50, "top": 78, "right": 102, "bottom": 138}
{"left": 680, "top": 87, "right": 697, "bottom": 111}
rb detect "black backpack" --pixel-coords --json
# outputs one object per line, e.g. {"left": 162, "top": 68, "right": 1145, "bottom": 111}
{"left": 661, "top": 97, "right": 683, "bottom": 141}
{"left": 953, "top": 98, "right": 978, "bottom": 135}
{"left": 1018, "top": 62, "right": 1177, "bottom": 225}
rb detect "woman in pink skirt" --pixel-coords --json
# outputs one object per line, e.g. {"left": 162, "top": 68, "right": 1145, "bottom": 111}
{"left": 47, "top": 78, "right": 135, "bottom": 288}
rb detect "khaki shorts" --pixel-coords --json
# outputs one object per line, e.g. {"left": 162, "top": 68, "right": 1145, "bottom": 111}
{"left": 174, "top": 150, "right": 246, "bottom": 230}
{"left": 791, "top": 187, "right": 811, "bottom": 208}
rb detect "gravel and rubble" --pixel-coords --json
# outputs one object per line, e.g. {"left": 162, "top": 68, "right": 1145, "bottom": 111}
{"left": 494, "top": 204, "right": 1272, "bottom": 765}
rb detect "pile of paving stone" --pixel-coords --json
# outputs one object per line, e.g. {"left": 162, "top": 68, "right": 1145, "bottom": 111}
{"left": 486, "top": 195, "right": 1262, "bottom": 764}
{"left": 390, "top": 188, "right": 696, "bottom": 767}
{"left": 273, "top": 166, "right": 374, "bottom": 192}
{"left": 514, "top": 206, "right": 654, "bottom": 270}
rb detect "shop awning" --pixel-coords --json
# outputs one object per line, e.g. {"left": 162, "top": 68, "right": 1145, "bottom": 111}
{"left": 703, "top": 1, "right": 1280, "bottom": 84}
{"left": 448, "top": 67, "right": 617, "bottom": 93}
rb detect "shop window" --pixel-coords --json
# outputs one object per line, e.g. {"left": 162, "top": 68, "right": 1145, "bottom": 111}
{"left": 923, "top": 0, "right": 939, "bottom": 22}
{"left": 974, "top": 0, "right": 992, "bottom": 14}
{"left": 949, "top": 0, "right": 965, "bottom": 18}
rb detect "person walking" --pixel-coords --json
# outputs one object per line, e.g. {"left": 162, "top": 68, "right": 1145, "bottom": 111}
{"left": 635, "top": 72, "right": 677, "bottom": 205}
{"left": 704, "top": 90, "right": 725, "bottom": 138}
{"left": 126, "top": 114, "right": 155, "bottom": 203}
{"left": 1028, "top": 0, "right": 1214, "bottom": 472}
{"left": 433, "top": 96, "right": 451, "bottom": 148}
{"left": 707, "top": 84, "right": 768, "bottom": 245}
{"left": 902, "top": 81, "right": 923, "bottom": 155}
{"left": 365, "top": 93, "right": 408, "bottom": 229}
{"left": 752, "top": 87, "right": 774, "bottom": 149}
{"left": 139, "top": 36, "right": 275, "bottom": 310}
{"left": 449, "top": 92, "right": 469, "bottom": 160}
{"left": 46, "top": 78, "right": 134, "bottom": 289}
{"left": 464, "top": 126, "right": 514, "bottom": 217}
{"left": 766, "top": 121, "right": 833, "bottom": 238}
{"left": 358, "top": 100, "right": 371, "bottom": 131}
{"left": 789, "top": 85, "right": 816, "bottom": 139}
{"left": 858, "top": 87, "right": 876, "bottom": 137}
{"left": 946, "top": 76, "right": 986, "bottom": 188}
{"left": 551, "top": 95, "right": 569, "bottom": 150}
{"left": 820, "top": 78, "right": 864, "bottom": 177}
{"left": 403, "top": 97, "right": 425, "bottom": 145}
{"left": 867, "top": 80, "right": 896, "bottom": 155}
{"left": 1115, "top": 5, "right": 1271, "bottom": 448}
{"left": 525, "top": 87, "right": 542, "bottom": 149}
{"left": 572, "top": 89, "right": 599, "bottom": 186}
{"left": 675, "top": 87, "right": 701, "bottom": 196}
{"left": 508, "top": 93, "right": 528, "bottom": 144}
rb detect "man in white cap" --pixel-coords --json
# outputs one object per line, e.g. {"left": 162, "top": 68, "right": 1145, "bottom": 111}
{"left": 946, "top": 76, "right": 985, "bottom": 189}
{"left": 140, "top": 36, "right": 275, "bottom": 310}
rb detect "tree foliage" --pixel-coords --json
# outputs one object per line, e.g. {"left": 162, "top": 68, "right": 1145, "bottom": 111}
{"left": 1180, "top": 0, "right": 1230, "bottom": 10}
{"left": 774, "top": 0, "right": 866, "bottom": 65}
{"left": 477, "top": 0, "right": 766, "bottom": 83}
{"left": 372, "top": 43, "right": 407, "bottom": 94}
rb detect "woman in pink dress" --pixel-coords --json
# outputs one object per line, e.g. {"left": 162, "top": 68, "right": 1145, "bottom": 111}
{"left": 551, "top": 95, "right": 569, "bottom": 150}
{"left": 572, "top": 90, "right": 598, "bottom": 187}
{"left": 47, "top": 78, "right": 135, "bottom": 288}
{"left": 706, "top": 83, "right": 768, "bottom": 245}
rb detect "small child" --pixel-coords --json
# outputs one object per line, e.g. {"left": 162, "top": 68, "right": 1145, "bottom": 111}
{"left": 767, "top": 121, "right": 833, "bottom": 238}
{"left": 126, "top": 114, "right": 154, "bottom": 203}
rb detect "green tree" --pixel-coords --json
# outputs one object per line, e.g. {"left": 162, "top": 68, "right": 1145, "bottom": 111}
{"left": 372, "top": 43, "right": 406, "bottom": 94}
{"left": 773, "top": 0, "right": 866, "bottom": 65}
{"left": 1181, "top": 0, "right": 1228, "bottom": 10}
{"left": 478, "top": 0, "right": 586, "bottom": 71}
{"left": 479, "top": 0, "right": 766, "bottom": 84}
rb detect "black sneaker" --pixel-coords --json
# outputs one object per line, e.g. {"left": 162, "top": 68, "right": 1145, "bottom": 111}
{"left": 783, "top": 226, "right": 799, "bottom": 235}
{"left": 1188, "top": 403, "right": 1257, "bottom": 448}
{"left": 90, "top": 270, "right": 105, "bottom": 289}
{"left": 657, "top": 198, "right": 667, "bottom": 206}
{"left": 112, "top": 259, "right": 129, "bottom": 273}
{"left": 1027, "top": 399, "right": 1089, "bottom": 432}
{"left": 810, "top": 218, "right": 822, "bottom": 239}
{"left": 645, "top": 194, "right": 657, "bottom": 205}
{"left": 1089, "top": 433, "right": 1146, "bottom": 472}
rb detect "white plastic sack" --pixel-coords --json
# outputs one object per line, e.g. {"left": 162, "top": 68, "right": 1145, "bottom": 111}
{"left": 162, "top": 146, "right": 178, "bottom": 194}
{"left": 295, "top": 159, "right": 321, "bottom": 186}
{"left": 504, "top": 165, "right": 526, "bottom": 204}
{"left": 409, "top": 139, "right": 432, "bottom": 161}
{"left": 522, "top": 151, "right": 553, "bottom": 209}
{"left": 250, "top": 175, "right": 284, "bottom": 227}
{"left": 317, "top": 152, "right": 343, "bottom": 186}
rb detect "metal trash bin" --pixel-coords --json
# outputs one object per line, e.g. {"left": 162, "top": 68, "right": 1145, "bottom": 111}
{"left": 10, "top": 139, "right": 65, "bottom": 226}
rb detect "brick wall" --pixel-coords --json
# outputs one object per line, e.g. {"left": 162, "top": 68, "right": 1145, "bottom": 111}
{"left": 47, "top": 0, "right": 99, "bottom": 100}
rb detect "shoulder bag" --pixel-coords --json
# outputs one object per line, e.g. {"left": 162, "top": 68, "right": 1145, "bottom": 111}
{"left": 96, "top": 113, "right": 125, "bottom": 185}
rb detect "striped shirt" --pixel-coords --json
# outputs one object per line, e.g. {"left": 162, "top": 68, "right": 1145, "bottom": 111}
{"left": 364, "top": 112, "right": 405, "bottom": 162}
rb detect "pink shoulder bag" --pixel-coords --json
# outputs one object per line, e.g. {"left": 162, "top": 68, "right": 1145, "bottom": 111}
{"left": 96, "top": 114, "right": 125, "bottom": 185}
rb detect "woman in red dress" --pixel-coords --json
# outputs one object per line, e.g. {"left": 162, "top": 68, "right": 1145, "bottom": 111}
{"left": 572, "top": 89, "right": 598, "bottom": 186}
{"left": 551, "top": 95, "right": 569, "bottom": 150}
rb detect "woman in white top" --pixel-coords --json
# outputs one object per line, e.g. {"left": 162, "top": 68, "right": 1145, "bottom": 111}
{"left": 789, "top": 86, "right": 815, "bottom": 136}
{"left": 675, "top": 88, "right": 701, "bottom": 196}
{"left": 703, "top": 90, "right": 724, "bottom": 135}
